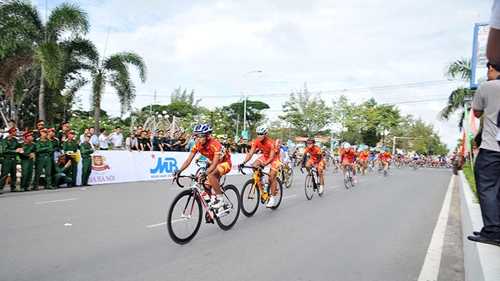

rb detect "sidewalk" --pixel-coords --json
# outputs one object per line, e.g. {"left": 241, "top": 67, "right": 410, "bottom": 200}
{"left": 458, "top": 171, "right": 500, "bottom": 281}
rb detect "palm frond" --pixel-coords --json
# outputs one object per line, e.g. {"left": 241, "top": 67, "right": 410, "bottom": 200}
{"left": 38, "top": 40, "right": 62, "bottom": 88}
{"left": 438, "top": 86, "right": 475, "bottom": 120}
{"left": 443, "top": 58, "right": 471, "bottom": 81}
{"left": 46, "top": 2, "right": 89, "bottom": 40}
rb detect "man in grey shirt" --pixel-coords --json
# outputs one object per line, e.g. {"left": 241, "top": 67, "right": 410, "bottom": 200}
{"left": 126, "top": 131, "right": 139, "bottom": 151}
{"left": 468, "top": 61, "right": 500, "bottom": 246}
{"left": 108, "top": 126, "right": 124, "bottom": 150}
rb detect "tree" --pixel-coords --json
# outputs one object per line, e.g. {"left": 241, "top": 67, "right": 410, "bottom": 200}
{"left": 0, "top": 0, "right": 90, "bottom": 121}
{"left": 439, "top": 58, "right": 475, "bottom": 130}
{"left": 88, "top": 51, "right": 147, "bottom": 134}
{"left": 280, "top": 83, "right": 331, "bottom": 137}
{"left": 331, "top": 94, "right": 355, "bottom": 142}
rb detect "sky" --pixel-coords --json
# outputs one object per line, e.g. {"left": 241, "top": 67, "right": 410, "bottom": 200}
{"left": 35, "top": 0, "right": 492, "bottom": 150}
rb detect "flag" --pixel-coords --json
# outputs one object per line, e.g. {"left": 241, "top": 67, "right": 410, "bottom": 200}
{"left": 464, "top": 104, "right": 471, "bottom": 155}
{"left": 460, "top": 131, "right": 466, "bottom": 156}
{"left": 470, "top": 101, "right": 478, "bottom": 137}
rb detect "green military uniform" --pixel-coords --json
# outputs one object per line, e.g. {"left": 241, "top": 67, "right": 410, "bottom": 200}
{"left": 80, "top": 136, "right": 94, "bottom": 186}
{"left": 0, "top": 132, "right": 21, "bottom": 193}
{"left": 19, "top": 134, "right": 35, "bottom": 191}
{"left": 152, "top": 133, "right": 162, "bottom": 151}
{"left": 48, "top": 134, "right": 60, "bottom": 186}
{"left": 53, "top": 155, "right": 72, "bottom": 187}
{"left": 32, "top": 136, "right": 53, "bottom": 189}
{"left": 63, "top": 139, "right": 78, "bottom": 186}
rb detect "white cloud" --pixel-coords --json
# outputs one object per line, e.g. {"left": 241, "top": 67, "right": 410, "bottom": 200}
{"left": 40, "top": 0, "right": 492, "bottom": 150}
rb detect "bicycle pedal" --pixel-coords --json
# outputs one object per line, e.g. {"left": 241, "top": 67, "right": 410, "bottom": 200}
{"left": 205, "top": 218, "right": 215, "bottom": 224}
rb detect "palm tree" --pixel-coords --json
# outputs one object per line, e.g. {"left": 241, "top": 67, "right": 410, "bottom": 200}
{"left": 439, "top": 58, "right": 476, "bottom": 130}
{"left": 88, "top": 51, "right": 147, "bottom": 134}
{"left": 0, "top": 0, "right": 90, "bottom": 121}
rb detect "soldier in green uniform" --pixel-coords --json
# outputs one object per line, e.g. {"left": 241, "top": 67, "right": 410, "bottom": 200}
{"left": 162, "top": 130, "right": 171, "bottom": 151}
{"left": 0, "top": 127, "right": 22, "bottom": 194}
{"left": 152, "top": 130, "right": 163, "bottom": 151}
{"left": 140, "top": 130, "right": 151, "bottom": 151}
{"left": 62, "top": 129, "right": 78, "bottom": 186}
{"left": 171, "top": 131, "right": 181, "bottom": 151}
{"left": 80, "top": 132, "right": 94, "bottom": 186}
{"left": 47, "top": 127, "right": 61, "bottom": 188}
{"left": 53, "top": 154, "right": 73, "bottom": 188}
{"left": 19, "top": 131, "right": 35, "bottom": 192}
{"left": 32, "top": 128, "right": 53, "bottom": 190}
{"left": 56, "top": 122, "right": 70, "bottom": 143}
{"left": 32, "top": 120, "right": 45, "bottom": 140}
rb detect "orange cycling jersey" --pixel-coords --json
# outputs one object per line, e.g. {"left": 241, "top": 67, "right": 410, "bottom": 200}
{"left": 191, "top": 138, "right": 230, "bottom": 163}
{"left": 359, "top": 150, "right": 370, "bottom": 160}
{"left": 252, "top": 137, "right": 278, "bottom": 160}
{"left": 379, "top": 152, "right": 391, "bottom": 161}
{"left": 303, "top": 145, "right": 322, "bottom": 164}
{"left": 340, "top": 148, "right": 356, "bottom": 162}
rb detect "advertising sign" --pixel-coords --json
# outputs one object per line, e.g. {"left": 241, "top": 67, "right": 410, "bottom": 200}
{"left": 471, "top": 23, "right": 490, "bottom": 89}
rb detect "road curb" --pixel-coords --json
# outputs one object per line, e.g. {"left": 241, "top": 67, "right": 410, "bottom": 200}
{"left": 458, "top": 171, "right": 500, "bottom": 281}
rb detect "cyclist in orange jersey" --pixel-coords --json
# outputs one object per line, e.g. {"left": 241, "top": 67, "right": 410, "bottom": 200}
{"left": 340, "top": 142, "right": 357, "bottom": 183}
{"left": 298, "top": 136, "right": 325, "bottom": 194}
{"left": 239, "top": 125, "right": 280, "bottom": 208}
{"left": 358, "top": 147, "right": 371, "bottom": 173}
{"left": 173, "top": 124, "right": 231, "bottom": 209}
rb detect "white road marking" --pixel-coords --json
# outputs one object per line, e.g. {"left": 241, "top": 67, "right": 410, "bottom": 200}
{"left": 283, "top": 195, "right": 297, "bottom": 199}
{"left": 418, "top": 175, "right": 455, "bottom": 281}
{"left": 330, "top": 185, "right": 339, "bottom": 189}
{"left": 146, "top": 222, "right": 167, "bottom": 228}
{"left": 35, "top": 198, "right": 79, "bottom": 204}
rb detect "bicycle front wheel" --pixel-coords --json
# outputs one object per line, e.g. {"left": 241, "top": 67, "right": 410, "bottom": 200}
{"left": 344, "top": 169, "right": 351, "bottom": 189}
{"left": 285, "top": 168, "right": 294, "bottom": 188}
{"left": 215, "top": 184, "right": 240, "bottom": 230}
{"left": 270, "top": 178, "right": 283, "bottom": 210}
{"left": 304, "top": 174, "right": 315, "bottom": 200}
{"left": 240, "top": 179, "right": 260, "bottom": 217}
{"left": 167, "top": 190, "right": 202, "bottom": 245}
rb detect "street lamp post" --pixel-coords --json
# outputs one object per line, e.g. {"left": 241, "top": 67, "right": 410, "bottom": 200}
{"left": 209, "top": 107, "right": 215, "bottom": 126}
{"left": 242, "top": 70, "right": 262, "bottom": 133}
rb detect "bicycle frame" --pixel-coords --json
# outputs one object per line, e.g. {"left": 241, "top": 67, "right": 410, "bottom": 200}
{"left": 176, "top": 176, "right": 216, "bottom": 221}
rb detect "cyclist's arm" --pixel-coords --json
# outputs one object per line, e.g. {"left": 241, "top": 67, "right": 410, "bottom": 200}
{"left": 177, "top": 151, "right": 197, "bottom": 173}
{"left": 242, "top": 146, "right": 256, "bottom": 164}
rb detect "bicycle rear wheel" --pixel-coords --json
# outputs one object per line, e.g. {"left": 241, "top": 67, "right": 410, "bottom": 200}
{"left": 270, "top": 178, "right": 283, "bottom": 210}
{"left": 240, "top": 179, "right": 260, "bottom": 217}
{"left": 305, "top": 173, "right": 315, "bottom": 200}
{"left": 344, "top": 169, "right": 351, "bottom": 189}
{"left": 215, "top": 184, "right": 240, "bottom": 230}
{"left": 284, "top": 168, "right": 293, "bottom": 188}
{"left": 167, "top": 190, "right": 202, "bottom": 245}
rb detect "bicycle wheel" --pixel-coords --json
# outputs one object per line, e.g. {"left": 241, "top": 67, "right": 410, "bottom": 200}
{"left": 215, "top": 184, "right": 240, "bottom": 230}
{"left": 270, "top": 178, "right": 283, "bottom": 210}
{"left": 167, "top": 190, "right": 202, "bottom": 245}
{"left": 240, "top": 179, "right": 260, "bottom": 217}
{"left": 284, "top": 168, "right": 293, "bottom": 188}
{"left": 304, "top": 173, "right": 315, "bottom": 200}
{"left": 344, "top": 169, "right": 351, "bottom": 189}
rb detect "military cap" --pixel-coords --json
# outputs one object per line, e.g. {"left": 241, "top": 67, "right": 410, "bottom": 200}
{"left": 47, "top": 127, "right": 56, "bottom": 133}
{"left": 24, "top": 131, "right": 34, "bottom": 137}
{"left": 84, "top": 132, "right": 92, "bottom": 137}
{"left": 67, "top": 129, "right": 76, "bottom": 135}
{"left": 36, "top": 120, "right": 45, "bottom": 126}
{"left": 61, "top": 122, "right": 69, "bottom": 127}
{"left": 39, "top": 128, "right": 47, "bottom": 133}
{"left": 7, "top": 126, "right": 16, "bottom": 133}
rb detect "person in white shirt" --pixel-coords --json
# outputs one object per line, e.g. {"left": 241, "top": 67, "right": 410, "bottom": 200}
{"left": 108, "top": 126, "right": 124, "bottom": 150}
{"left": 98, "top": 128, "right": 110, "bottom": 150}
{"left": 2, "top": 119, "right": 16, "bottom": 139}
{"left": 126, "top": 131, "right": 139, "bottom": 151}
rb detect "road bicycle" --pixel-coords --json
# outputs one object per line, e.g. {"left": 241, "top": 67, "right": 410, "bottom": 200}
{"left": 378, "top": 161, "right": 389, "bottom": 176}
{"left": 343, "top": 163, "right": 355, "bottom": 189}
{"left": 332, "top": 160, "right": 340, "bottom": 173}
{"left": 300, "top": 165, "right": 323, "bottom": 200}
{"left": 238, "top": 165, "right": 283, "bottom": 217}
{"left": 277, "top": 162, "right": 293, "bottom": 188}
{"left": 195, "top": 159, "right": 226, "bottom": 186}
{"left": 166, "top": 174, "right": 240, "bottom": 244}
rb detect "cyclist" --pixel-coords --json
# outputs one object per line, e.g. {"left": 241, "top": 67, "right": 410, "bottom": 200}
{"left": 379, "top": 148, "right": 392, "bottom": 171}
{"left": 358, "top": 147, "right": 370, "bottom": 173}
{"left": 298, "top": 137, "right": 325, "bottom": 194}
{"left": 276, "top": 139, "right": 291, "bottom": 168}
{"left": 173, "top": 124, "right": 231, "bottom": 210}
{"left": 238, "top": 126, "right": 279, "bottom": 208}
{"left": 340, "top": 142, "right": 357, "bottom": 183}
{"left": 412, "top": 153, "right": 420, "bottom": 168}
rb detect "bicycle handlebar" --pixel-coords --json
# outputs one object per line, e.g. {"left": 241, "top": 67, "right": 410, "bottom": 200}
{"left": 238, "top": 165, "right": 262, "bottom": 176}
{"left": 300, "top": 165, "right": 316, "bottom": 174}
{"left": 172, "top": 174, "right": 198, "bottom": 188}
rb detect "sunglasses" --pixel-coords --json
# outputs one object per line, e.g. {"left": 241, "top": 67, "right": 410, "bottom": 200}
{"left": 196, "top": 134, "right": 207, "bottom": 139}
{"left": 257, "top": 132, "right": 265, "bottom": 135}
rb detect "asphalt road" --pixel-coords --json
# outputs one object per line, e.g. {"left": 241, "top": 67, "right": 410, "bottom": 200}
{"left": 0, "top": 165, "right": 458, "bottom": 281}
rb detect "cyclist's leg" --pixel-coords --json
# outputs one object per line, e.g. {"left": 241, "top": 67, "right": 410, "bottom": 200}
{"left": 268, "top": 159, "right": 280, "bottom": 196}
{"left": 317, "top": 162, "right": 324, "bottom": 185}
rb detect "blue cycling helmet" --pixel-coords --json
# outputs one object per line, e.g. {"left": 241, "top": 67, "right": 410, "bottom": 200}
{"left": 193, "top": 124, "right": 203, "bottom": 133}
{"left": 199, "top": 124, "right": 212, "bottom": 135}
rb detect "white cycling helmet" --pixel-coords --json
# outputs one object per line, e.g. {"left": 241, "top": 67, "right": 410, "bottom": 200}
{"left": 256, "top": 125, "right": 268, "bottom": 134}
{"left": 343, "top": 142, "right": 351, "bottom": 150}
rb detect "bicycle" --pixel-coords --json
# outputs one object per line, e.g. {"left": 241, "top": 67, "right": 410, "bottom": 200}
{"left": 381, "top": 161, "right": 389, "bottom": 176}
{"left": 166, "top": 174, "right": 240, "bottom": 244}
{"left": 277, "top": 162, "right": 294, "bottom": 188}
{"left": 238, "top": 165, "right": 283, "bottom": 217}
{"left": 342, "top": 163, "right": 355, "bottom": 189}
{"left": 301, "top": 165, "right": 323, "bottom": 200}
{"left": 195, "top": 159, "right": 226, "bottom": 186}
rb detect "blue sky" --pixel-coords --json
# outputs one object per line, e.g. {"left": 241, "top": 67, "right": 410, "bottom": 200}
{"left": 35, "top": 0, "right": 492, "bottom": 149}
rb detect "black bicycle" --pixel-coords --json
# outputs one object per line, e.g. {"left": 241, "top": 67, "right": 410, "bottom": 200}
{"left": 167, "top": 174, "right": 240, "bottom": 244}
{"left": 301, "top": 165, "right": 323, "bottom": 200}
{"left": 343, "top": 163, "right": 355, "bottom": 189}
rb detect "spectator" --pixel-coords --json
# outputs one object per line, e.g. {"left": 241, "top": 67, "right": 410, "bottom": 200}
{"left": 139, "top": 130, "right": 151, "bottom": 151}
{"left": 126, "top": 131, "right": 139, "bottom": 151}
{"left": 2, "top": 119, "right": 16, "bottom": 139}
{"left": 188, "top": 135, "right": 196, "bottom": 151}
{"left": 467, "top": 61, "right": 500, "bottom": 246}
{"left": 487, "top": 0, "right": 500, "bottom": 64}
{"left": 89, "top": 127, "right": 99, "bottom": 150}
{"left": 162, "top": 130, "right": 172, "bottom": 151}
{"left": 152, "top": 130, "right": 163, "bottom": 152}
{"left": 108, "top": 126, "right": 124, "bottom": 150}
{"left": 292, "top": 148, "right": 299, "bottom": 167}
{"left": 98, "top": 128, "right": 110, "bottom": 150}
{"left": 78, "top": 127, "right": 90, "bottom": 146}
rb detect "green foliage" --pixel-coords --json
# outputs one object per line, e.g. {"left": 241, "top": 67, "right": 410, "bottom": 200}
{"left": 280, "top": 83, "right": 331, "bottom": 137}
{"left": 462, "top": 163, "right": 477, "bottom": 201}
